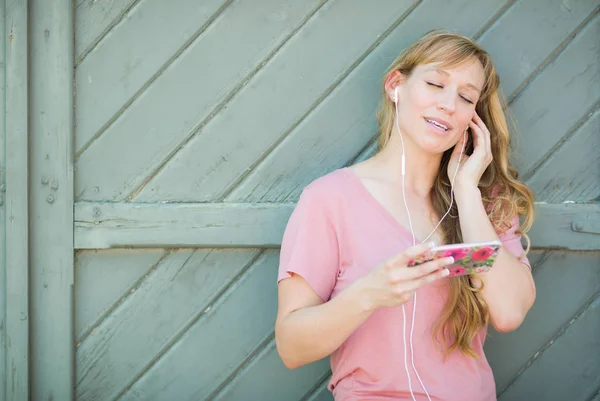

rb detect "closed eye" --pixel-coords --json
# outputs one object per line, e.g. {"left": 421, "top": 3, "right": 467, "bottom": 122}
{"left": 426, "top": 82, "right": 474, "bottom": 104}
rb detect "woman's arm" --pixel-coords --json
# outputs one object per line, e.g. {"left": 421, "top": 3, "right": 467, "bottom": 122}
{"left": 455, "top": 184, "right": 536, "bottom": 333}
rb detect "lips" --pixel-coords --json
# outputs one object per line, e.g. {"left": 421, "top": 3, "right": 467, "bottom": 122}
{"left": 424, "top": 117, "right": 453, "bottom": 132}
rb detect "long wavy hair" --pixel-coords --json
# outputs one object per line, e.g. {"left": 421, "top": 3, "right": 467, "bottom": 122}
{"left": 376, "top": 30, "right": 535, "bottom": 358}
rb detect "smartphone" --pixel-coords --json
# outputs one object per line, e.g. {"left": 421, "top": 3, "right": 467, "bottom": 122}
{"left": 408, "top": 240, "right": 503, "bottom": 277}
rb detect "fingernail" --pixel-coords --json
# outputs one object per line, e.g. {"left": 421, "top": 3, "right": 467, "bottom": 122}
{"left": 427, "top": 241, "right": 435, "bottom": 248}
{"left": 442, "top": 269, "right": 450, "bottom": 277}
{"left": 447, "top": 257, "right": 455, "bottom": 263}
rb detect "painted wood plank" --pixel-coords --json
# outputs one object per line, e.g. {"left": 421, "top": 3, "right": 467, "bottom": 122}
{"left": 498, "top": 294, "right": 600, "bottom": 401}
{"left": 510, "top": 14, "right": 600, "bottom": 176}
{"left": 213, "top": 340, "right": 330, "bottom": 401}
{"left": 478, "top": 0, "right": 599, "bottom": 98}
{"left": 3, "top": 1, "right": 29, "bottom": 400}
{"left": 305, "top": 374, "right": 334, "bottom": 401}
{"left": 0, "top": 0, "right": 5, "bottom": 394}
{"left": 74, "top": 0, "right": 229, "bottom": 153}
{"left": 484, "top": 251, "right": 600, "bottom": 392}
{"left": 75, "top": 0, "right": 323, "bottom": 201}
{"left": 74, "top": 201, "right": 294, "bottom": 249}
{"left": 526, "top": 107, "right": 599, "bottom": 203}
{"left": 29, "top": 0, "right": 75, "bottom": 399}
{"left": 132, "top": 0, "right": 419, "bottom": 203}
{"left": 528, "top": 203, "right": 600, "bottom": 250}
{"left": 74, "top": 248, "right": 165, "bottom": 342}
{"left": 119, "top": 251, "right": 279, "bottom": 401}
{"left": 224, "top": 0, "right": 510, "bottom": 203}
{"left": 75, "top": 0, "right": 135, "bottom": 62}
{"left": 75, "top": 248, "right": 259, "bottom": 401}
{"left": 74, "top": 202, "right": 599, "bottom": 250}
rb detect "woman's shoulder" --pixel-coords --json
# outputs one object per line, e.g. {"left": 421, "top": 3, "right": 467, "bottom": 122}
{"left": 301, "top": 167, "right": 350, "bottom": 201}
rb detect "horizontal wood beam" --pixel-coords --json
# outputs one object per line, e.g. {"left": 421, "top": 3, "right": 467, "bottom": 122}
{"left": 74, "top": 202, "right": 600, "bottom": 250}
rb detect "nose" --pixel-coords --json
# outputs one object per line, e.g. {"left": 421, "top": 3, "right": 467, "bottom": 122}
{"left": 437, "top": 91, "right": 456, "bottom": 113}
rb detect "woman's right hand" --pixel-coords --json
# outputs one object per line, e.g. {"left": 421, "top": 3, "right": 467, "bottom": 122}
{"left": 355, "top": 242, "right": 454, "bottom": 311}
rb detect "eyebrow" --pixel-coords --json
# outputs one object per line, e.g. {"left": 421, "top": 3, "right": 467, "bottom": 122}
{"left": 427, "top": 68, "right": 482, "bottom": 93}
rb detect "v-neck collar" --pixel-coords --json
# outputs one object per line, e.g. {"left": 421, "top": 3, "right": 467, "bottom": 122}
{"left": 341, "top": 167, "right": 423, "bottom": 245}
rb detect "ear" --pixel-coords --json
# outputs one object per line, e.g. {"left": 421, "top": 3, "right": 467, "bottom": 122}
{"left": 384, "top": 70, "right": 406, "bottom": 103}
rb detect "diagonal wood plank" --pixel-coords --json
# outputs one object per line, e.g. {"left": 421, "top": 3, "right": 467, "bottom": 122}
{"left": 74, "top": 0, "right": 230, "bottom": 154}
{"left": 131, "top": 0, "right": 420, "bottom": 203}
{"left": 224, "top": 0, "right": 511, "bottom": 203}
{"left": 75, "top": 248, "right": 260, "bottom": 401}
{"left": 75, "top": 0, "right": 137, "bottom": 63}
{"left": 75, "top": 0, "right": 323, "bottom": 201}
{"left": 118, "top": 251, "right": 280, "bottom": 401}
{"left": 526, "top": 107, "right": 599, "bottom": 203}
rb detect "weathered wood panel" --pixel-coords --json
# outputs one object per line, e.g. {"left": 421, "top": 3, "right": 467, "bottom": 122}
{"left": 132, "top": 0, "right": 419, "bottom": 202}
{"left": 2, "top": 1, "right": 29, "bottom": 399}
{"left": 119, "top": 251, "right": 280, "bottom": 401}
{"left": 74, "top": 248, "right": 165, "bottom": 341}
{"left": 75, "top": 0, "right": 229, "bottom": 152}
{"left": 226, "top": 0, "right": 511, "bottom": 203}
{"left": 526, "top": 103, "right": 599, "bottom": 203}
{"left": 498, "top": 294, "right": 600, "bottom": 401}
{"left": 485, "top": 251, "right": 600, "bottom": 391}
{"left": 76, "top": 248, "right": 260, "bottom": 401}
{"left": 29, "top": 1, "right": 74, "bottom": 399}
{"left": 75, "top": 0, "right": 324, "bottom": 201}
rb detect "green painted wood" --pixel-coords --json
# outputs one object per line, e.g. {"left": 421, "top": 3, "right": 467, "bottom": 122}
{"left": 75, "top": 0, "right": 229, "bottom": 153}
{"left": 75, "top": 0, "right": 136, "bottom": 62}
{"left": 485, "top": 251, "right": 600, "bottom": 391}
{"left": 119, "top": 251, "right": 280, "bottom": 401}
{"left": 76, "top": 248, "right": 259, "bottom": 401}
{"left": 29, "top": 0, "right": 74, "bottom": 399}
{"left": 498, "top": 294, "right": 600, "bottom": 401}
{"left": 74, "top": 202, "right": 598, "bottom": 250}
{"left": 74, "top": 248, "right": 165, "bottom": 341}
{"left": 3, "top": 0, "right": 29, "bottom": 399}
{"left": 511, "top": 14, "right": 599, "bottom": 177}
{"left": 478, "top": 0, "right": 599, "bottom": 98}
{"left": 528, "top": 203, "right": 600, "bottom": 250}
{"left": 212, "top": 339, "right": 330, "bottom": 401}
{"left": 527, "top": 108, "right": 599, "bottom": 203}
{"left": 74, "top": 202, "right": 294, "bottom": 249}
{"left": 224, "top": 0, "right": 511, "bottom": 203}
{"left": 306, "top": 379, "right": 334, "bottom": 401}
{"left": 0, "top": 2, "right": 6, "bottom": 397}
{"left": 75, "top": 0, "right": 324, "bottom": 201}
{"left": 131, "top": 0, "right": 418, "bottom": 203}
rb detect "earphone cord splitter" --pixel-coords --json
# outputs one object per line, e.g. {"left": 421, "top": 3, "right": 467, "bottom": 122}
{"left": 394, "top": 87, "right": 466, "bottom": 401}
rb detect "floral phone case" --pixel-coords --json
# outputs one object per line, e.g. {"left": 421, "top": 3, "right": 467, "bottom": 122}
{"left": 408, "top": 240, "right": 503, "bottom": 276}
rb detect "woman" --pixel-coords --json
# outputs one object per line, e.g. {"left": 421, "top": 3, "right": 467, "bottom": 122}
{"left": 275, "top": 30, "right": 536, "bottom": 401}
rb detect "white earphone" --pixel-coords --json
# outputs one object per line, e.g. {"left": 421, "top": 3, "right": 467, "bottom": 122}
{"left": 393, "top": 85, "right": 466, "bottom": 401}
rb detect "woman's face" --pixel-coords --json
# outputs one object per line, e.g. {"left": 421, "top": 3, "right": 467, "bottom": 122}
{"left": 390, "top": 59, "right": 485, "bottom": 153}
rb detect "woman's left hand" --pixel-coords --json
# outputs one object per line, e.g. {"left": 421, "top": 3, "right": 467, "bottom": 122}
{"left": 447, "top": 110, "right": 493, "bottom": 192}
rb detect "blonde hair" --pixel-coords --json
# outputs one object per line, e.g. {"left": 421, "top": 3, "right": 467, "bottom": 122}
{"left": 376, "top": 29, "right": 535, "bottom": 357}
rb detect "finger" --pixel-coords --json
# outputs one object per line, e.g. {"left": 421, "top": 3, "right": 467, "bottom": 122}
{"left": 473, "top": 113, "right": 492, "bottom": 158}
{"left": 468, "top": 120, "right": 486, "bottom": 159}
{"left": 405, "top": 256, "right": 455, "bottom": 280}
{"left": 390, "top": 241, "right": 436, "bottom": 268}
{"left": 409, "top": 266, "right": 451, "bottom": 290}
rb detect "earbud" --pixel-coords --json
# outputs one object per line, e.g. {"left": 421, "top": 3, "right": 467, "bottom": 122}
{"left": 394, "top": 86, "right": 398, "bottom": 103}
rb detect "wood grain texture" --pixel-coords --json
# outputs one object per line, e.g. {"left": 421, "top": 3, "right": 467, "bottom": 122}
{"left": 75, "top": 0, "right": 136, "bottom": 62}
{"left": 74, "top": 201, "right": 294, "bottom": 249}
{"left": 75, "top": 201, "right": 599, "bottom": 250}
{"left": 485, "top": 251, "right": 600, "bottom": 391}
{"left": 74, "top": 248, "right": 165, "bottom": 342}
{"left": 29, "top": 0, "right": 75, "bottom": 399}
{"left": 498, "top": 294, "right": 600, "bottom": 401}
{"left": 511, "top": 14, "right": 600, "bottom": 176}
{"left": 119, "top": 251, "right": 280, "bottom": 401}
{"left": 526, "top": 107, "right": 599, "bottom": 203}
{"left": 3, "top": 1, "right": 29, "bottom": 400}
{"left": 131, "top": 0, "right": 418, "bottom": 203}
{"left": 224, "top": 0, "right": 511, "bottom": 203}
{"left": 0, "top": 2, "right": 5, "bottom": 395}
{"left": 75, "top": 248, "right": 259, "bottom": 401}
{"left": 75, "top": 0, "right": 323, "bottom": 201}
{"left": 74, "top": 0, "right": 229, "bottom": 153}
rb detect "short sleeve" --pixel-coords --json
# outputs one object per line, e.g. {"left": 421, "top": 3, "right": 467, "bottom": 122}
{"left": 498, "top": 214, "right": 531, "bottom": 268}
{"left": 277, "top": 186, "right": 340, "bottom": 302}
